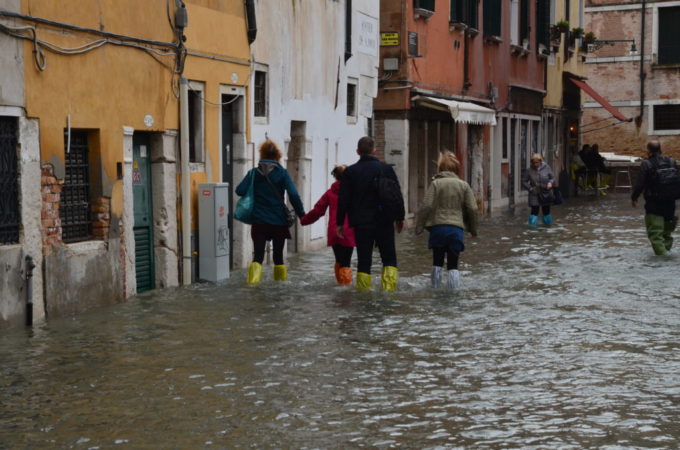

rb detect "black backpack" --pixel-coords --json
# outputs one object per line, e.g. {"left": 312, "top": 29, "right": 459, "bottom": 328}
{"left": 649, "top": 156, "right": 680, "bottom": 200}
{"left": 375, "top": 165, "right": 405, "bottom": 221}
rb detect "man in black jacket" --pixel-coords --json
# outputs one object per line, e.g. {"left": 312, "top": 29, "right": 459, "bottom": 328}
{"left": 337, "top": 136, "right": 405, "bottom": 291}
{"left": 631, "top": 140, "right": 677, "bottom": 255}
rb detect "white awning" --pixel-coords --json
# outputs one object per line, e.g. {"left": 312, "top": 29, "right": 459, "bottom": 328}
{"left": 412, "top": 95, "right": 497, "bottom": 126}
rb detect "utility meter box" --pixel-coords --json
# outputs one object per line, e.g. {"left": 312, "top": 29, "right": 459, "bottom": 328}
{"left": 198, "top": 183, "right": 230, "bottom": 282}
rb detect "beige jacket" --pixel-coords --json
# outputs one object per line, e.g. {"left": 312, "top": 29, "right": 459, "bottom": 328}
{"left": 415, "top": 171, "right": 479, "bottom": 236}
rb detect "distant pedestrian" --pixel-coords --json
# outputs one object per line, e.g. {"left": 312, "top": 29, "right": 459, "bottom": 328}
{"left": 631, "top": 140, "right": 678, "bottom": 255}
{"left": 415, "top": 151, "right": 478, "bottom": 290}
{"left": 522, "top": 154, "right": 555, "bottom": 226}
{"left": 300, "top": 165, "right": 355, "bottom": 285}
{"left": 336, "top": 136, "right": 405, "bottom": 291}
{"left": 235, "top": 140, "right": 305, "bottom": 284}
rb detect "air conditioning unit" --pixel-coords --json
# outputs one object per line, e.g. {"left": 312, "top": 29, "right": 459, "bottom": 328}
{"left": 383, "top": 58, "right": 399, "bottom": 71}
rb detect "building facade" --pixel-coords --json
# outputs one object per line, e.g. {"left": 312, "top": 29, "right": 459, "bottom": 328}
{"left": 0, "top": 0, "right": 251, "bottom": 328}
{"left": 375, "top": 0, "right": 548, "bottom": 216}
{"left": 584, "top": 0, "right": 680, "bottom": 159}
{"left": 247, "top": 0, "right": 379, "bottom": 259}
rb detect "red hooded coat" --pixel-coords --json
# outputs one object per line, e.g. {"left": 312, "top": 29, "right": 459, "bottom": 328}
{"left": 300, "top": 181, "right": 356, "bottom": 247}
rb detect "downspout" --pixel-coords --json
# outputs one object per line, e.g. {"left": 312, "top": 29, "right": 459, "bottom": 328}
{"left": 245, "top": 0, "right": 257, "bottom": 44}
{"left": 638, "top": 0, "right": 646, "bottom": 124}
{"left": 180, "top": 78, "right": 191, "bottom": 285}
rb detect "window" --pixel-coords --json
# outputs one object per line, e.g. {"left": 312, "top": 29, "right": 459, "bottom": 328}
{"left": 658, "top": 7, "right": 680, "bottom": 65}
{"left": 653, "top": 105, "right": 680, "bottom": 131}
{"left": 188, "top": 81, "right": 205, "bottom": 163}
{"left": 450, "top": 0, "right": 478, "bottom": 28}
{"left": 415, "top": 0, "right": 436, "bottom": 12}
{"left": 519, "top": 0, "right": 529, "bottom": 46}
{"left": 61, "top": 130, "right": 92, "bottom": 243}
{"left": 502, "top": 117, "right": 508, "bottom": 159}
{"left": 347, "top": 80, "right": 357, "bottom": 117}
{"left": 483, "top": 0, "right": 502, "bottom": 37}
{"left": 254, "top": 70, "right": 267, "bottom": 118}
{"left": 0, "top": 117, "right": 19, "bottom": 245}
{"left": 345, "top": 0, "right": 352, "bottom": 61}
{"left": 536, "top": 0, "right": 550, "bottom": 48}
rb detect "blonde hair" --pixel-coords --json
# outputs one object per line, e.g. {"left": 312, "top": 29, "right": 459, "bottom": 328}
{"left": 259, "top": 140, "right": 283, "bottom": 161}
{"left": 530, "top": 153, "right": 543, "bottom": 163}
{"left": 437, "top": 151, "right": 460, "bottom": 173}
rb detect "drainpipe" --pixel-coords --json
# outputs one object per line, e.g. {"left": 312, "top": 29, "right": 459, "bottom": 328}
{"left": 25, "top": 255, "right": 35, "bottom": 326}
{"left": 638, "top": 0, "right": 646, "bottom": 124}
{"left": 180, "top": 77, "right": 191, "bottom": 285}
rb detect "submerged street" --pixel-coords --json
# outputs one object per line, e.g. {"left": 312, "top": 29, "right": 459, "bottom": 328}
{"left": 1, "top": 193, "right": 679, "bottom": 448}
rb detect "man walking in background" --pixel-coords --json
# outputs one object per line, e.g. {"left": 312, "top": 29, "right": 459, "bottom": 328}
{"left": 631, "top": 140, "right": 679, "bottom": 255}
{"left": 337, "top": 136, "right": 405, "bottom": 291}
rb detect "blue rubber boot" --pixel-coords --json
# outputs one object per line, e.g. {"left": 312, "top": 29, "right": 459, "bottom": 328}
{"left": 528, "top": 215, "right": 538, "bottom": 227}
{"left": 542, "top": 214, "right": 553, "bottom": 226}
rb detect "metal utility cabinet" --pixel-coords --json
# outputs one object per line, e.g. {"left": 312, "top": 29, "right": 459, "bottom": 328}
{"left": 198, "top": 183, "right": 230, "bottom": 282}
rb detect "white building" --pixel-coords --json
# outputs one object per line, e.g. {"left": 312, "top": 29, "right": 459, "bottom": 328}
{"left": 234, "top": 0, "right": 379, "bottom": 267}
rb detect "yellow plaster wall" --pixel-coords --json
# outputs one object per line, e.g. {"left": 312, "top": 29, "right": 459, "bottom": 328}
{"left": 544, "top": 1, "right": 586, "bottom": 108}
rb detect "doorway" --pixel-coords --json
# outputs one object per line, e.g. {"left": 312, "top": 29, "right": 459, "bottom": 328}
{"left": 132, "top": 133, "right": 155, "bottom": 292}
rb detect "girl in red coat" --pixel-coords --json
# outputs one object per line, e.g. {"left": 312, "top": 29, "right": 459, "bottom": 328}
{"left": 300, "top": 165, "right": 356, "bottom": 285}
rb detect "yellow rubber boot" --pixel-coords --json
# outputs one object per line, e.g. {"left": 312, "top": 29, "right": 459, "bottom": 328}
{"left": 356, "top": 272, "right": 371, "bottom": 291}
{"left": 337, "top": 267, "right": 352, "bottom": 285}
{"left": 247, "top": 262, "right": 262, "bottom": 285}
{"left": 381, "top": 266, "right": 398, "bottom": 292}
{"left": 273, "top": 264, "right": 287, "bottom": 281}
{"left": 334, "top": 263, "right": 341, "bottom": 284}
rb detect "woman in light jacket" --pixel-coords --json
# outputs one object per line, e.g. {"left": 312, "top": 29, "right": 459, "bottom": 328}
{"left": 522, "top": 153, "right": 555, "bottom": 226}
{"left": 235, "top": 140, "right": 305, "bottom": 284}
{"left": 300, "top": 165, "right": 356, "bottom": 285}
{"left": 415, "top": 151, "right": 478, "bottom": 290}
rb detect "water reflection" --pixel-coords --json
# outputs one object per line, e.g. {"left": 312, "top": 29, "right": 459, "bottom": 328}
{"left": 1, "top": 194, "right": 679, "bottom": 448}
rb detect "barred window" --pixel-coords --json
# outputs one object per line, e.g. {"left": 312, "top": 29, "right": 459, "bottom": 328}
{"left": 450, "top": 0, "right": 478, "bottom": 28}
{"left": 653, "top": 105, "right": 680, "bottom": 131}
{"left": 0, "top": 117, "right": 19, "bottom": 245}
{"left": 61, "top": 130, "right": 92, "bottom": 242}
{"left": 254, "top": 70, "right": 267, "bottom": 117}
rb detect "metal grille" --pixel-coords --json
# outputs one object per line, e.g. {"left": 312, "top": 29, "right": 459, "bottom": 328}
{"left": 659, "top": 7, "right": 680, "bottom": 65}
{"left": 134, "top": 226, "right": 154, "bottom": 292}
{"left": 61, "top": 130, "right": 92, "bottom": 242}
{"left": 483, "top": 0, "right": 502, "bottom": 36}
{"left": 654, "top": 105, "right": 680, "bottom": 131}
{"left": 0, "top": 117, "right": 19, "bottom": 245}
{"left": 347, "top": 83, "right": 357, "bottom": 117}
{"left": 254, "top": 71, "right": 267, "bottom": 117}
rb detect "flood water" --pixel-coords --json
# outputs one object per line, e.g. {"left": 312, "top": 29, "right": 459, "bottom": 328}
{"left": 2, "top": 193, "right": 680, "bottom": 448}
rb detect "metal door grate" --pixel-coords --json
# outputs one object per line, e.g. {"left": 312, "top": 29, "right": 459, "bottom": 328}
{"left": 0, "top": 117, "right": 19, "bottom": 245}
{"left": 61, "top": 131, "right": 92, "bottom": 242}
{"left": 134, "top": 226, "right": 154, "bottom": 292}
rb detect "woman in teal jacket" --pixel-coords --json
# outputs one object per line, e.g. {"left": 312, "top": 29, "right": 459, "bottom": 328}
{"left": 235, "top": 140, "right": 305, "bottom": 284}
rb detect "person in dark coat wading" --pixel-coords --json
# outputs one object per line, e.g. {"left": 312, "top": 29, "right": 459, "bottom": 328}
{"left": 336, "top": 136, "right": 405, "bottom": 291}
{"left": 631, "top": 140, "right": 678, "bottom": 256}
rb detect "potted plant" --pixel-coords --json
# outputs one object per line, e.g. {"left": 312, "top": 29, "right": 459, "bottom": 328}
{"left": 556, "top": 20, "right": 570, "bottom": 33}
{"left": 584, "top": 32, "right": 597, "bottom": 44}
{"left": 571, "top": 27, "right": 584, "bottom": 38}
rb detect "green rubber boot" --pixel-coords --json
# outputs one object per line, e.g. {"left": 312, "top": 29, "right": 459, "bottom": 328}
{"left": 645, "top": 214, "right": 667, "bottom": 256}
{"left": 663, "top": 217, "right": 678, "bottom": 252}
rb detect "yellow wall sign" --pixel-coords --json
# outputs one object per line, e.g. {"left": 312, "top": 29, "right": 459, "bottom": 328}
{"left": 381, "top": 32, "right": 400, "bottom": 46}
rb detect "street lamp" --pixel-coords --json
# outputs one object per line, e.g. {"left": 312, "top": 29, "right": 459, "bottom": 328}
{"left": 587, "top": 39, "right": 638, "bottom": 56}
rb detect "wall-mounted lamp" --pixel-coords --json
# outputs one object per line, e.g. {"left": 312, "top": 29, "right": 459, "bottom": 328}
{"left": 588, "top": 39, "right": 638, "bottom": 56}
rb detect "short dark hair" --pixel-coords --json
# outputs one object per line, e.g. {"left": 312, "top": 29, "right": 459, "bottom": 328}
{"left": 357, "top": 136, "right": 375, "bottom": 156}
{"left": 647, "top": 140, "right": 661, "bottom": 154}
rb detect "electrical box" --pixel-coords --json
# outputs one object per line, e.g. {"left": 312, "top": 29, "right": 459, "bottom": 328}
{"left": 198, "top": 183, "right": 230, "bottom": 282}
{"left": 384, "top": 58, "right": 399, "bottom": 71}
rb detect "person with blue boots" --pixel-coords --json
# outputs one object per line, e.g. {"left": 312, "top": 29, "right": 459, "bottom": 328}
{"left": 522, "top": 153, "right": 555, "bottom": 226}
{"left": 235, "top": 140, "right": 305, "bottom": 284}
{"left": 415, "top": 151, "right": 478, "bottom": 290}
